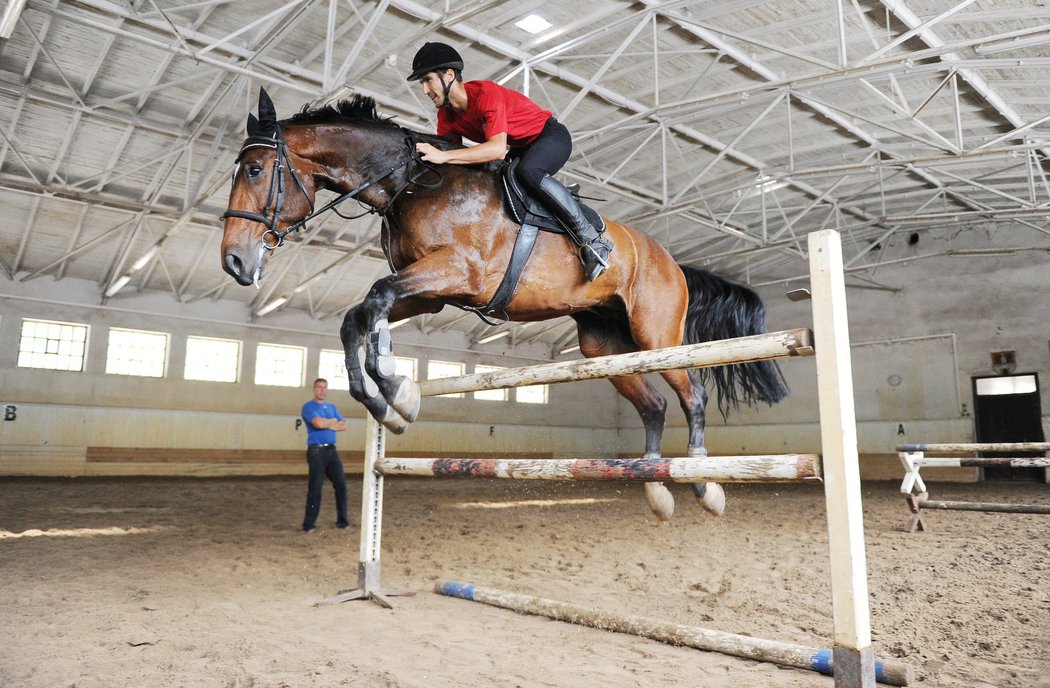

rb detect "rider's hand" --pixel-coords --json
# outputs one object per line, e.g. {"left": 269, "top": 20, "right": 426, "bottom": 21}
{"left": 415, "top": 142, "right": 449, "bottom": 164}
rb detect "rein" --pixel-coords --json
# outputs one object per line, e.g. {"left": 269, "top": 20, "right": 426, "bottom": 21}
{"left": 222, "top": 128, "right": 442, "bottom": 251}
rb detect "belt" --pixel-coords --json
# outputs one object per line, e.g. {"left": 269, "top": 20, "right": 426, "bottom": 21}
{"left": 309, "top": 443, "right": 335, "bottom": 448}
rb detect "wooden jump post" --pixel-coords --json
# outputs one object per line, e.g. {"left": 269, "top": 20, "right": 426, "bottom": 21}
{"left": 898, "top": 442, "right": 1050, "bottom": 532}
{"left": 435, "top": 581, "right": 913, "bottom": 687}
{"left": 329, "top": 230, "right": 882, "bottom": 688}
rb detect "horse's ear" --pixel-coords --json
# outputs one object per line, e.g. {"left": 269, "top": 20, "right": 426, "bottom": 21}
{"left": 257, "top": 88, "right": 278, "bottom": 130}
{"left": 246, "top": 113, "right": 260, "bottom": 137}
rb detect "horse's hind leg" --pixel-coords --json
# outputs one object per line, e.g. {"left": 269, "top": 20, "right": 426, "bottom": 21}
{"left": 658, "top": 368, "right": 725, "bottom": 516}
{"left": 622, "top": 286, "right": 725, "bottom": 516}
{"left": 574, "top": 313, "right": 675, "bottom": 521}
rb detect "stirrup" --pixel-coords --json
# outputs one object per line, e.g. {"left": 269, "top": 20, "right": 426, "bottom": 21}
{"left": 580, "top": 244, "right": 610, "bottom": 281}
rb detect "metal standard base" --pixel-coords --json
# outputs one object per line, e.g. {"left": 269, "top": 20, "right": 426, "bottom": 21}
{"left": 317, "top": 562, "right": 415, "bottom": 609}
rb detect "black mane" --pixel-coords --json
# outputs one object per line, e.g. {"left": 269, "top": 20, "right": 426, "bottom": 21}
{"left": 285, "top": 94, "right": 459, "bottom": 150}
{"left": 288, "top": 94, "right": 397, "bottom": 129}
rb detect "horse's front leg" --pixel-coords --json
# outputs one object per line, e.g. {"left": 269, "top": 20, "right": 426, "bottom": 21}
{"left": 341, "top": 275, "right": 423, "bottom": 434}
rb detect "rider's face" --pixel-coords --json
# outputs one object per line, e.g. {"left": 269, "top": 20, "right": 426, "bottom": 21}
{"left": 419, "top": 70, "right": 453, "bottom": 108}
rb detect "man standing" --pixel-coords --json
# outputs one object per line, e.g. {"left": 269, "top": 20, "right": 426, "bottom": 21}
{"left": 301, "top": 378, "right": 349, "bottom": 532}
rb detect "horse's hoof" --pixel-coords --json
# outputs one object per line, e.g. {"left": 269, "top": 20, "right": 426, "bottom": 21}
{"left": 390, "top": 377, "right": 421, "bottom": 423}
{"left": 644, "top": 482, "right": 674, "bottom": 522}
{"left": 378, "top": 405, "right": 410, "bottom": 435}
{"left": 695, "top": 482, "right": 725, "bottom": 516}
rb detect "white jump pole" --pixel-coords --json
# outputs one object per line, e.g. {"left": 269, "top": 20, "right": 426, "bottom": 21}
{"left": 320, "top": 415, "right": 415, "bottom": 607}
{"left": 809, "top": 229, "right": 875, "bottom": 688}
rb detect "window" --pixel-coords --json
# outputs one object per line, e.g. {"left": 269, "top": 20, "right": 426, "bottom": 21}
{"left": 17, "top": 319, "right": 88, "bottom": 371}
{"left": 318, "top": 349, "right": 349, "bottom": 391}
{"left": 106, "top": 328, "right": 168, "bottom": 377}
{"left": 975, "top": 374, "right": 1038, "bottom": 396}
{"left": 394, "top": 356, "right": 417, "bottom": 380}
{"left": 185, "top": 336, "right": 241, "bottom": 383}
{"left": 474, "top": 364, "right": 507, "bottom": 401}
{"left": 427, "top": 359, "right": 465, "bottom": 398}
{"left": 255, "top": 343, "right": 306, "bottom": 387}
{"left": 517, "top": 383, "right": 548, "bottom": 404}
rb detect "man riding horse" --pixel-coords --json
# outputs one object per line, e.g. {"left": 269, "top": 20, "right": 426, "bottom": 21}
{"left": 407, "top": 42, "right": 613, "bottom": 281}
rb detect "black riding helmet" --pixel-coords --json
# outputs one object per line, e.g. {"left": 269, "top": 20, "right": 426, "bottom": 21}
{"left": 406, "top": 42, "right": 464, "bottom": 81}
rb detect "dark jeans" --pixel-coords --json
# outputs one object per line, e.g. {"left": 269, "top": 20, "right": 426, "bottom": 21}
{"left": 303, "top": 445, "right": 349, "bottom": 529}
{"left": 514, "top": 118, "right": 572, "bottom": 194}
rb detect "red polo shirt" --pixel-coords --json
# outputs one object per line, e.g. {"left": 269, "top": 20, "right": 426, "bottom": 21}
{"left": 437, "top": 80, "right": 552, "bottom": 148}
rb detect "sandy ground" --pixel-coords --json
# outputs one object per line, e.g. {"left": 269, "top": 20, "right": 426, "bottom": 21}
{"left": 1, "top": 476, "right": 1048, "bottom": 688}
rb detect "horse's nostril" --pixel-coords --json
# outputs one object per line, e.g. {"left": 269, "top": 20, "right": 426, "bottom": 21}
{"left": 225, "top": 253, "right": 243, "bottom": 277}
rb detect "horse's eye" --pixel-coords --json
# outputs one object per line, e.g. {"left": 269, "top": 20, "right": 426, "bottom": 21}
{"left": 245, "top": 165, "right": 263, "bottom": 179}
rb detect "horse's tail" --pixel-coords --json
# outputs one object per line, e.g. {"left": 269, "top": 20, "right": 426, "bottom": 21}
{"left": 680, "top": 264, "right": 790, "bottom": 418}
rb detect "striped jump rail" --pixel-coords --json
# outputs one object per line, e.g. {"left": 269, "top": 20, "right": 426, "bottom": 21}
{"left": 897, "top": 442, "right": 1050, "bottom": 533}
{"left": 375, "top": 454, "right": 823, "bottom": 483}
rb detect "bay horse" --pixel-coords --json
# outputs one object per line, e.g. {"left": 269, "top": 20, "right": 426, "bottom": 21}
{"left": 221, "top": 89, "right": 788, "bottom": 520}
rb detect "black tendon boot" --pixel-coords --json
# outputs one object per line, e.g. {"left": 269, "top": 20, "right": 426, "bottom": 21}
{"left": 537, "top": 174, "right": 614, "bottom": 280}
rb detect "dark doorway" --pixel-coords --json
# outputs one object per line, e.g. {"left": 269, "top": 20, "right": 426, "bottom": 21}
{"left": 972, "top": 373, "right": 1045, "bottom": 482}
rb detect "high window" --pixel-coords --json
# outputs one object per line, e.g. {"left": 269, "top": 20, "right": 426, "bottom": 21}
{"left": 17, "top": 319, "right": 88, "bottom": 371}
{"left": 517, "top": 383, "right": 548, "bottom": 404}
{"left": 185, "top": 336, "right": 241, "bottom": 383}
{"left": 318, "top": 349, "right": 350, "bottom": 391}
{"left": 255, "top": 343, "right": 306, "bottom": 387}
{"left": 106, "top": 328, "right": 168, "bottom": 377}
{"left": 473, "top": 364, "right": 507, "bottom": 401}
{"left": 394, "top": 356, "right": 417, "bottom": 380}
{"left": 427, "top": 359, "right": 465, "bottom": 398}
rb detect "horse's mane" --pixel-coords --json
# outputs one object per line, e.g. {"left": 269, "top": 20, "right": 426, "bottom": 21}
{"left": 287, "top": 95, "right": 460, "bottom": 150}
{"left": 289, "top": 95, "right": 395, "bottom": 128}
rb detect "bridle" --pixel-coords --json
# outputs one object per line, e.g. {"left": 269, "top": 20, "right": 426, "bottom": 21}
{"left": 221, "top": 125, "right": 441, "bottom": 251}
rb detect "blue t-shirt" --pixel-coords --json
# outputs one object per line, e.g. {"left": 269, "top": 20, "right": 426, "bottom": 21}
{"left": 301, "top": 400, "right": 344, "bottom": 445}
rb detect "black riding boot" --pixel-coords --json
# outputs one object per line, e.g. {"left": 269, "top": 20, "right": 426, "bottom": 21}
{"left": 537, "top": 174, "right": 614, "bottom": 281}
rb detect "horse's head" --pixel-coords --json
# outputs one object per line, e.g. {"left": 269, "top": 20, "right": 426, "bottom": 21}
{"left": 221, "top": 88, "right": 318, "bottom": 286}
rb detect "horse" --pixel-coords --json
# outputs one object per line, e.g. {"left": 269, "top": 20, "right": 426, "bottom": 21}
{"left": 221, "top": 88, "right": 788, "bottom": 521}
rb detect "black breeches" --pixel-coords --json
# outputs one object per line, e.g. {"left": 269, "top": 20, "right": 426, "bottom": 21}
{"left": 515, "top": 118, "right": 572, "bottom": 193}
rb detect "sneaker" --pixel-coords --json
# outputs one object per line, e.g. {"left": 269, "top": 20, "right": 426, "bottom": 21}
{"left": 336, "top": 522, "right": 350, "bottom": 529}
{"left": 302, "top": 525, "right": 317, "bottom": 533}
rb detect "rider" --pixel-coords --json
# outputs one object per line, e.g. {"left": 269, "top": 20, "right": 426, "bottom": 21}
{"left": 407, "top": 41, "right": 613, "bottom": 281}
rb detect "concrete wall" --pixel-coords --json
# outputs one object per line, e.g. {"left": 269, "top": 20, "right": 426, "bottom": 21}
{"left": 0, "top": 275, "right": 624, "bottom": 477}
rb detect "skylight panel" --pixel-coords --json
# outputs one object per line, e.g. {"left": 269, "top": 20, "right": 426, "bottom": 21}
{"left": 515, "top": 14, "right": 552, "bottom": 34}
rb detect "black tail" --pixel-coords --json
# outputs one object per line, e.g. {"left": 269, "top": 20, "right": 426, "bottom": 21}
{"left": 680, "top": 264, "right": 789, "bottom": 418}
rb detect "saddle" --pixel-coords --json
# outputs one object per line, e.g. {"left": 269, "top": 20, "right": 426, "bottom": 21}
{"left": 500, "top": 158, "right": 605, "bottom": 235}
{"left": 458, "top": 159, "right": 605, "bottom": 325}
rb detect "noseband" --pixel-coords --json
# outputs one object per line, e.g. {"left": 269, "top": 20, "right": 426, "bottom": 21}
{"left": 222, "top": 127, "right": 439, "bottom": 251}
